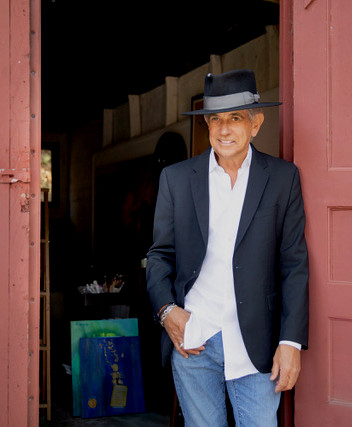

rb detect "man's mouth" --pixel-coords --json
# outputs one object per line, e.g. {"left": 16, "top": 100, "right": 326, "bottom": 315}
{"left": 218, "top": 140, "right": 234, "bottom": 145}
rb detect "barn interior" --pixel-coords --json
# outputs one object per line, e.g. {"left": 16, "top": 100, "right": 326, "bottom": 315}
{"left": 39, "top": 0, "right": 281, "bottom": 425}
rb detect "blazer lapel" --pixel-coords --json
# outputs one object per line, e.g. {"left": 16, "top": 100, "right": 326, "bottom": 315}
{"left": 190, "top": 148, "right": 211, "bottom": 247}
{"left": 235, "top": 145, "right": 269, "bottom": 251}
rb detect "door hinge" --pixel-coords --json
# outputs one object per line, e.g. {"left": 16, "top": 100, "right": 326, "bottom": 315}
{"left": 0, "top": 168, "right": 30, "bottom": 184}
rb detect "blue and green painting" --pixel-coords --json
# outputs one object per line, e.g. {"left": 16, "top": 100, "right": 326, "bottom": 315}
{"left": 70, "top": 318, "right": 139, "bottom": 416}
{"left": 79, "top": 336, "right": 145, "bottom": 418}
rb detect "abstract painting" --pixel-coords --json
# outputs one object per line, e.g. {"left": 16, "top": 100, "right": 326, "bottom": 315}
{"left": 70, "top": 318, "right": 139, "bottom": 416}
{"left": 79, "top": 336, "right": 145, "bottom": 418}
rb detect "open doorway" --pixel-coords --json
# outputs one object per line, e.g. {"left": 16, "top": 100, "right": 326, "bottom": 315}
{"left": 40, "top": 1, "right": 280, "bottom": 425}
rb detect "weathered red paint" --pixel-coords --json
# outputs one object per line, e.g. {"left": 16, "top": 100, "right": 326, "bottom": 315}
{"left": 29, "top": 0, "right": 41, "bottom": 425}
{"left": 293, "top": 0, "right": 352, "bottom": 424}
{"left": 0, "top": 1, "right": 11, "bottom": 425}
{"left": 278, "top": 2, "right": 295, "bottom": 426}
{"left": 0, "top": 0, "right": 41, "bottom": 426}
{"left": 279, "top": 0, "right": 293, "bottom": 163}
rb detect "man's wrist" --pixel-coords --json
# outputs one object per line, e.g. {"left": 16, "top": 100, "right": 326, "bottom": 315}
{"left": 157, "top": 304, "right": 169, "bottom": 316}
{"left": 279, "top": 340, "right": 302, "bottom": 351}
{"left": 159, "top": 303, "right": 177, "bottom": 327}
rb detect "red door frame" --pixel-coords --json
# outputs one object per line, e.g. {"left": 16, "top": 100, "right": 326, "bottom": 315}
{"left": 0, "top": 1, "right": 41, "bottom": 425}
{"left": 279, "top": 0, "right": 295, "bottom": 425}
{"left": 279, "top": 0, "right": 294, "bottom": 163}
{"left": 29, "top": 1, "right": 42, "bottom": 424}
{"left": 292, "top": 0, "right": 352, "bottom": 424}
{"left": 280, "top": 0, "right": 352, "bottom": 424}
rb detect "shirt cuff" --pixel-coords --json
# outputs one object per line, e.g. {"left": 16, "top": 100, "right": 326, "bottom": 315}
{"left": 279, "top": 340, "right": 302, "bottom": 351}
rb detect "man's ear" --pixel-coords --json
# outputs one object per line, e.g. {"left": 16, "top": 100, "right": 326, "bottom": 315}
{"left": 251, "top": 112, "right": 264, "bottom": 137}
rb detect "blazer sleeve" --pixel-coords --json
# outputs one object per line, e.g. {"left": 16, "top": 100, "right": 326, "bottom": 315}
{"left": 146, "top": 168, "right": 177, "bottom": 315}
{"left": 279, "top": 167, "right": 309, "bottom": 348}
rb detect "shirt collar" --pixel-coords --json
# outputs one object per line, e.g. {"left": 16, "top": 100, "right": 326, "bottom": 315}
{"left": 209, "top": 144, "right": 252, "bottom": 174}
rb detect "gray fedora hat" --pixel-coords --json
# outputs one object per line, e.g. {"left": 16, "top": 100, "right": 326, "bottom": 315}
{"left": 182, "top": 69, "right": 281, "bottom": 115}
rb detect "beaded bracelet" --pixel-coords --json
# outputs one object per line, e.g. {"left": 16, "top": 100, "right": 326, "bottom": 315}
{"left": 159, "top": 303, "right": 177, "bottom": 327}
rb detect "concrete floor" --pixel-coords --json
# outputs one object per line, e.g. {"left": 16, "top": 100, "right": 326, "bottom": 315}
{"left": 40, "top": 402, "right": 174, "bottom": 427}
{"left": 41, "top": 411, "right": 171, "bottom": 426}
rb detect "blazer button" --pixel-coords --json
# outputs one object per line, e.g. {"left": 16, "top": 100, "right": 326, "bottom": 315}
{"left": 193, "top": 270, "right": 197, "bottom": 274}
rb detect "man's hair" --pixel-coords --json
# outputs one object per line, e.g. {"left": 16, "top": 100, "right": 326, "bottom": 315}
{"left": 247, "top": 108, "right": 263, "bottom": 123}
{"left": 204, "top": 108, "right": 264, "bottom": 123}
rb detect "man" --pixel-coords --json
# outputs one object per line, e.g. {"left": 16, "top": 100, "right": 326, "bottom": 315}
{"left": 147, "top": 69, "right": 308, "bottom": 426}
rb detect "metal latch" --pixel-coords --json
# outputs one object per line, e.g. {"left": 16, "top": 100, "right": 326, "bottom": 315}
{"left": 0, "top": 168, "right": 30, "bottom": 184}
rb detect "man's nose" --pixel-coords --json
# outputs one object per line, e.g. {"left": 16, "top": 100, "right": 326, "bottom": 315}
{"left": 218, "top": 121, "right": 231, "bottom": 135}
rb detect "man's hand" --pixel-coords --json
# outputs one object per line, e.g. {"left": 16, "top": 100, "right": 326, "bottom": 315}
{"left": 270, "top": 344, "right": 301, "bottom": 393}
{"left": 163, "top": 306, "right": 205, "bottom": 358}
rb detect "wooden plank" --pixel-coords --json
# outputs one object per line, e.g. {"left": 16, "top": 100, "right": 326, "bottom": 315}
{"left": 0, "top": 0, "right": 11, "bottom": 425}
{"left": 0, "top": 0, "right": 41, "bottom": 425}
{"left": 279, "top": 0, "right": 294, "bottom": 163}
{"left": 28, "top": 0, "right": 41, "bottom": 423}
{"left": 40, "top": 190, "right": 51, "bottom": 420}
{"left": 7, "top": 0, "right": 32, "bottom": 425}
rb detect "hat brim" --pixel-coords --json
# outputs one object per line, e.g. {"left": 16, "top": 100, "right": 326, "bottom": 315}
{"left": 182, "top": 101, "right": 282, "bottom": 116}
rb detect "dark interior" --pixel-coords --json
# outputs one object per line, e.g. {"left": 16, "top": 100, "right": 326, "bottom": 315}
{"left": 40, "top": 1, "right": 280, "bottom": 424}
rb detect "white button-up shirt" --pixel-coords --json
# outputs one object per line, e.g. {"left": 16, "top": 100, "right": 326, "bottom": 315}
{"left": 183, "top": 145, "right": 258, "bottom": 380}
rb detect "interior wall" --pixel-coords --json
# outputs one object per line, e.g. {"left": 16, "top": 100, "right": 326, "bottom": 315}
{"left": 254, "top": 86, "right": 280, "bottom": 157}
{"left": 100, "top": 25, "right": 279, "bottom": 162}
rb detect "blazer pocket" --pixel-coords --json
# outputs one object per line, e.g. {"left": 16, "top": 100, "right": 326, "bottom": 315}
{"left": 267, "top": 292, "right": 278, "bottom": 312}
{"left": 254, "top": 204, "right": 278, "bottom": 218}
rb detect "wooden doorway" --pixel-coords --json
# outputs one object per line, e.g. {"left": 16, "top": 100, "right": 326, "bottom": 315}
{"left": 290, "top": 0, "right": 352, "bottom": 424}
{"left": 0, "top": 0, "right": 41, "bottom": 426}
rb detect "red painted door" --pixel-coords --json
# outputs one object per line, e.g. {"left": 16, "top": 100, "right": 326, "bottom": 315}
{"left": 292, "top": 0, "right": 352, "bottom": 425}
{"left": 0, "top": 1, "right": 41, "bottom": 425}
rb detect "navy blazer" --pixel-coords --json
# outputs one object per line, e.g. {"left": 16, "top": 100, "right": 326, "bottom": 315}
{"left": 146, "top": 144, "right": 309, "bottom": 372}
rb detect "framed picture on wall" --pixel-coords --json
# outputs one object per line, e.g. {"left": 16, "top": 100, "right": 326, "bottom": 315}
{"left": 190, "top": 94, "right": 210, "bottom": 158}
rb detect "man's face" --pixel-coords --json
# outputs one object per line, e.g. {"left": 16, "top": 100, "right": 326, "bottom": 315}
{"left": 205, "top": 110, "right": 264, "bottom": 167}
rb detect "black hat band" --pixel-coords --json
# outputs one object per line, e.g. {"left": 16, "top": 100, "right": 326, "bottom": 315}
{"left": 203, "top": 91, "right": 260, "bottom": 111}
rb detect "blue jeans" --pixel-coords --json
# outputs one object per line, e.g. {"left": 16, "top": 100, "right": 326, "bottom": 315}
{"left": 171, "top": 331, "right": 281, "bottom": 427}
